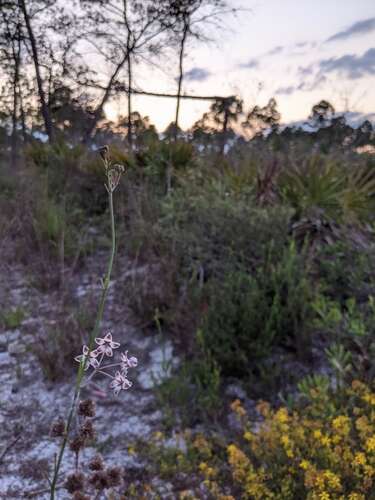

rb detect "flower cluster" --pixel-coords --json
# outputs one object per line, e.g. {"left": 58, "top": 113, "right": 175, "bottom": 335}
{"left": 192, "top": 381, "right": 375, "bottom": 499}
{"left": 99, "top": 145, "right": 125, "bottom": 193}
{"left": 75, "top": 332, "right": 138, "bottom": 396}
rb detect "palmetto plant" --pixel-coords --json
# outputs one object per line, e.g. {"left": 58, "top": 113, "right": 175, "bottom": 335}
{"left": 280, "top": 156, "right": 344, "bottom": 220}
{"left": 280, "top": 155, "right": 375, "bottom": 227}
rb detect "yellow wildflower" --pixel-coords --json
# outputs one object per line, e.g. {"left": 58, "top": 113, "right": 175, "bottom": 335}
{"left": 365, "top": 435, "right": 375, "bottom": 452}
{"left": 332, "top": 415, "right": 351, "bottom": 436}
{"left": 243, "top": 431, "right": 253, "bottom": 442}
{"left": 319, "top": 492, "right": 330, "bottom": 500}
{"left": 324, "top": 470, "right": 341, "bottom": 490}
{"left": 275, "top": 407, "right": 289, "bottom": 424}
{"left": 300, "top": 460, "right": 310, "bottom": 470}
{"left": 353, "top": 452, "right": 366, "bottom": 466}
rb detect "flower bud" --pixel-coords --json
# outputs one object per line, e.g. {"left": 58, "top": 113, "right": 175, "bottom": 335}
{"left": 99, "top": 145, "right": 109, "bottom": 162}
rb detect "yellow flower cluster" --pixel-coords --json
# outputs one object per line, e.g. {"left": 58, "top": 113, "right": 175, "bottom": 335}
{"left": 196, "top": 381, "right": 375, "bottom": 499}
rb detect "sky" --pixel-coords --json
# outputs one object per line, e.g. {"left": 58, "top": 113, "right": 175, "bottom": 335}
{"left": 105, "top": 0, "right": 375, "bottom": 132}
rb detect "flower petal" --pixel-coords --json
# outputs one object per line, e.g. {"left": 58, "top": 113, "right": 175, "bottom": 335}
{"left": 103, "top": 332, "right": 113, "bottom": 343}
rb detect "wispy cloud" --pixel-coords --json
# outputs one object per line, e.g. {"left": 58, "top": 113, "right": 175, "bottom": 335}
{"left": 276, "top": 75, "right": 327, "bottom": 96}
{"left": 297, "top": 65, "right": 314, "bottom": 76}
{"left": 275, "top": 86, "right": 295, "bottom": 96}
{"left": 327, "top": 17, "right": 375, "bottom": 42}
{"left": 183, "top": 67, "right": 211, "bottom": 82}
{"left": 266, "top": 46, "right": 283, "bottom": 56}
{"left": 238, "top": 58, "right": 259, "bottom": 69}
{"left": 319, "top": 48, "right": 375, "bottom": 79}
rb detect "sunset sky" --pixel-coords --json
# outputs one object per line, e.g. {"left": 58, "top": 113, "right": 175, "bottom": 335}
{"left": 105, "top": 0, "right": 375, "bottom": 132}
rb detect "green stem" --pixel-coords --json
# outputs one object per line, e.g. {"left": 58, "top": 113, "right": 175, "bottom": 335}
{"left": 50, "top": 185, "right": 116, "bottom": 500}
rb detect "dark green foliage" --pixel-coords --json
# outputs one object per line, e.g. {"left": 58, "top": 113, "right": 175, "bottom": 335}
{"left": 313, "top": 294, "right": 375, "bottom": 382}
{"left": 200, "top": 242, "right": 316, "bottom": 377}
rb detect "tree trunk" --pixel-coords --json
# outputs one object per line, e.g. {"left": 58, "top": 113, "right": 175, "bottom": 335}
{"left": 174, "top": 19, "right": 189, "bottom": 142}
{"left": 19, "top": 89, "right": 27, "bottom": 144}
{"left": 220, "top": 109, "right": 229, "bottom": 155}
{"left": 11, "top": 30, "right": 21, "bottom": 165}
{"left": 127, "top": 42, "right": 133, "bottom": 150}
{"left": 18, "top": 0, "right": 54, "bottom": 142}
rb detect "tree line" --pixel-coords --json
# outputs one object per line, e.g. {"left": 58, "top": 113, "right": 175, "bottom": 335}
{"left": 0, "top": 0, "right": 374, "bottom": 160}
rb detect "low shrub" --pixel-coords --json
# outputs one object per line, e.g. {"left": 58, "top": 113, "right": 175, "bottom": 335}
{"left": 200, "top": 242, "right": 316, "bottom": 378}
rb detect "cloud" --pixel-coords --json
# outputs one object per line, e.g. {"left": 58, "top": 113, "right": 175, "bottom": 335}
{"left": 298, "top": 65, "right": 314, "bottom": 76}
{"left": 275, "top": 86, "right": 295, "bottom": 96}
{"left": 327, "top": 17, "right": 375, "bottom": 42}
{"left": 238, "top": 58, "right": 259, "bottom": 69}
{"left": 266, "top": 45, "right": 283, "bottom": 56}
{"left": 183, "top": 67, "right": 211, "bottom": 82}
{"left": 275, "top": 75, "right": 327, "bottom": 96}
{"left": 318, "top": 48, "right": 375, "bottom": 79}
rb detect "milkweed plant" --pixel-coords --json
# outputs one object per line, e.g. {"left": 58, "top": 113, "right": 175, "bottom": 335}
{"left": 48, "top": 147, "right": 138, "bottom": 499}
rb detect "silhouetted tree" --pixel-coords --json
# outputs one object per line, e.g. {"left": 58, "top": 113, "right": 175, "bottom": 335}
{"left": 243, "top": 97, "right": 281, "bottom": 138}
{"left": 0, "top": 1, "right": 24, "bottom": 162}
{"left": 80, "top": 0, "right": 171, "bottom": 144}
{"left": 17, "top": 0, "right": 55, "bottom": 141}
{"left": 159, "top": 0, "right": 237, "bottom": 140}
{"left": 309, "top": 99, "right": 335, "bottom": 129}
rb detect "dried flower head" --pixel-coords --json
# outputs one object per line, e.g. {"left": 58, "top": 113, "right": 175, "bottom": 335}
{"left": 72, "top": 493, "right": 90, "bottom": 500}
{"left": 50, "top": 417, "right": 65, "bottom": 438}
{"left": 88, "top": 453, "right": 104, "bottom": 471}
{"left": 89, "top": 470, "right": 109, "bottom": 490}
{"left": 79, "top": 419, "right": 96, "bottom": 441}
{"left": 106, "top": 466, "right": 122, "bottom": 487}
{"left": 69, "top": 435, "right": 86, "bottom": 454}
{"left": 64, "top": 471, "right": 85, "bottom": 493}
{"left": 107, "top": 164, "right": 125, "bottom": 192}
{"left": 78, "top": 399, "right": 96, "bottom": 418}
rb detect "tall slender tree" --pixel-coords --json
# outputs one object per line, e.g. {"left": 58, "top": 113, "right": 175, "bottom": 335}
{"left": 18, "top": 0, "right": 55, "bottom": 141}
{"left": 0, "top": 1, "right": 24, "bottom": 162}
{"left": 80, "top": 0, "right": 170, "bottom": 145}
{"left": 158, "top": 0, "right": 237, "bottom": 140}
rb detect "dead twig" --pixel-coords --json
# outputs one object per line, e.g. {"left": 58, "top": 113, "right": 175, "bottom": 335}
{"left": 0, "top": 434, "right": 21, "bottom": 465}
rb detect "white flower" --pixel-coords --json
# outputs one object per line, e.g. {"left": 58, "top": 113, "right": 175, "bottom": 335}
{"left": 120, "top": 351, "right": 138, "bottom": 373}
{"left": 95, "top": 332, "right": 120, "bottom": 357}
{"left": 75, "top": 345, "right": 100, "bottom": 371}
{"left": 110, "top": 371, "right": 132, "bottom": 396}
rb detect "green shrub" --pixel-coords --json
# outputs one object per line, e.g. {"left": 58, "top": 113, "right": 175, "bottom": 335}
{"left": 316, "top": 240, "right": 375, "bottom": 302}
{"left": 313, "top": 294, "right": 375, "bottom": 382}
{"left": 0, "top": 307, "right": 26, "bottom": 329}
{"left": 200, "top": 242, "right": 316, "bottom": 378}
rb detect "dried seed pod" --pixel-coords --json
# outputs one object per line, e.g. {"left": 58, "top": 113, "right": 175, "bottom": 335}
{"left": 89, "top": 470, "right": 109, "bottom": 490}
{"left": 79, "top": 419, "right": 96, "bottom": 441}
{"left": 78, "top": 399, "right": 96, "bottom": 418}
{"left": 106, "top": 466, "right": 122, "bottom": 487}
{"left": 64, "top": 471, "right": 85, "bottom": 493}
{"left": 69, "top": 435, "right": 86, "bottom": 453}
{"left": 88, "top": 454, "right": 105, "bottom": 471}
{"left": 49, "top": 417, "right": 66, "bottom": 438}
{"left": 72, "top": 492, "right": 90, "bottom": 500}
{"left": 99, "top": 145, "right": 109, "bottom": 162}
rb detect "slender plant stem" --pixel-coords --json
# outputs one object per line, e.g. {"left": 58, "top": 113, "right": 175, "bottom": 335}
{"left": 49, "top": 177, "right": 116, "bottom": 499}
